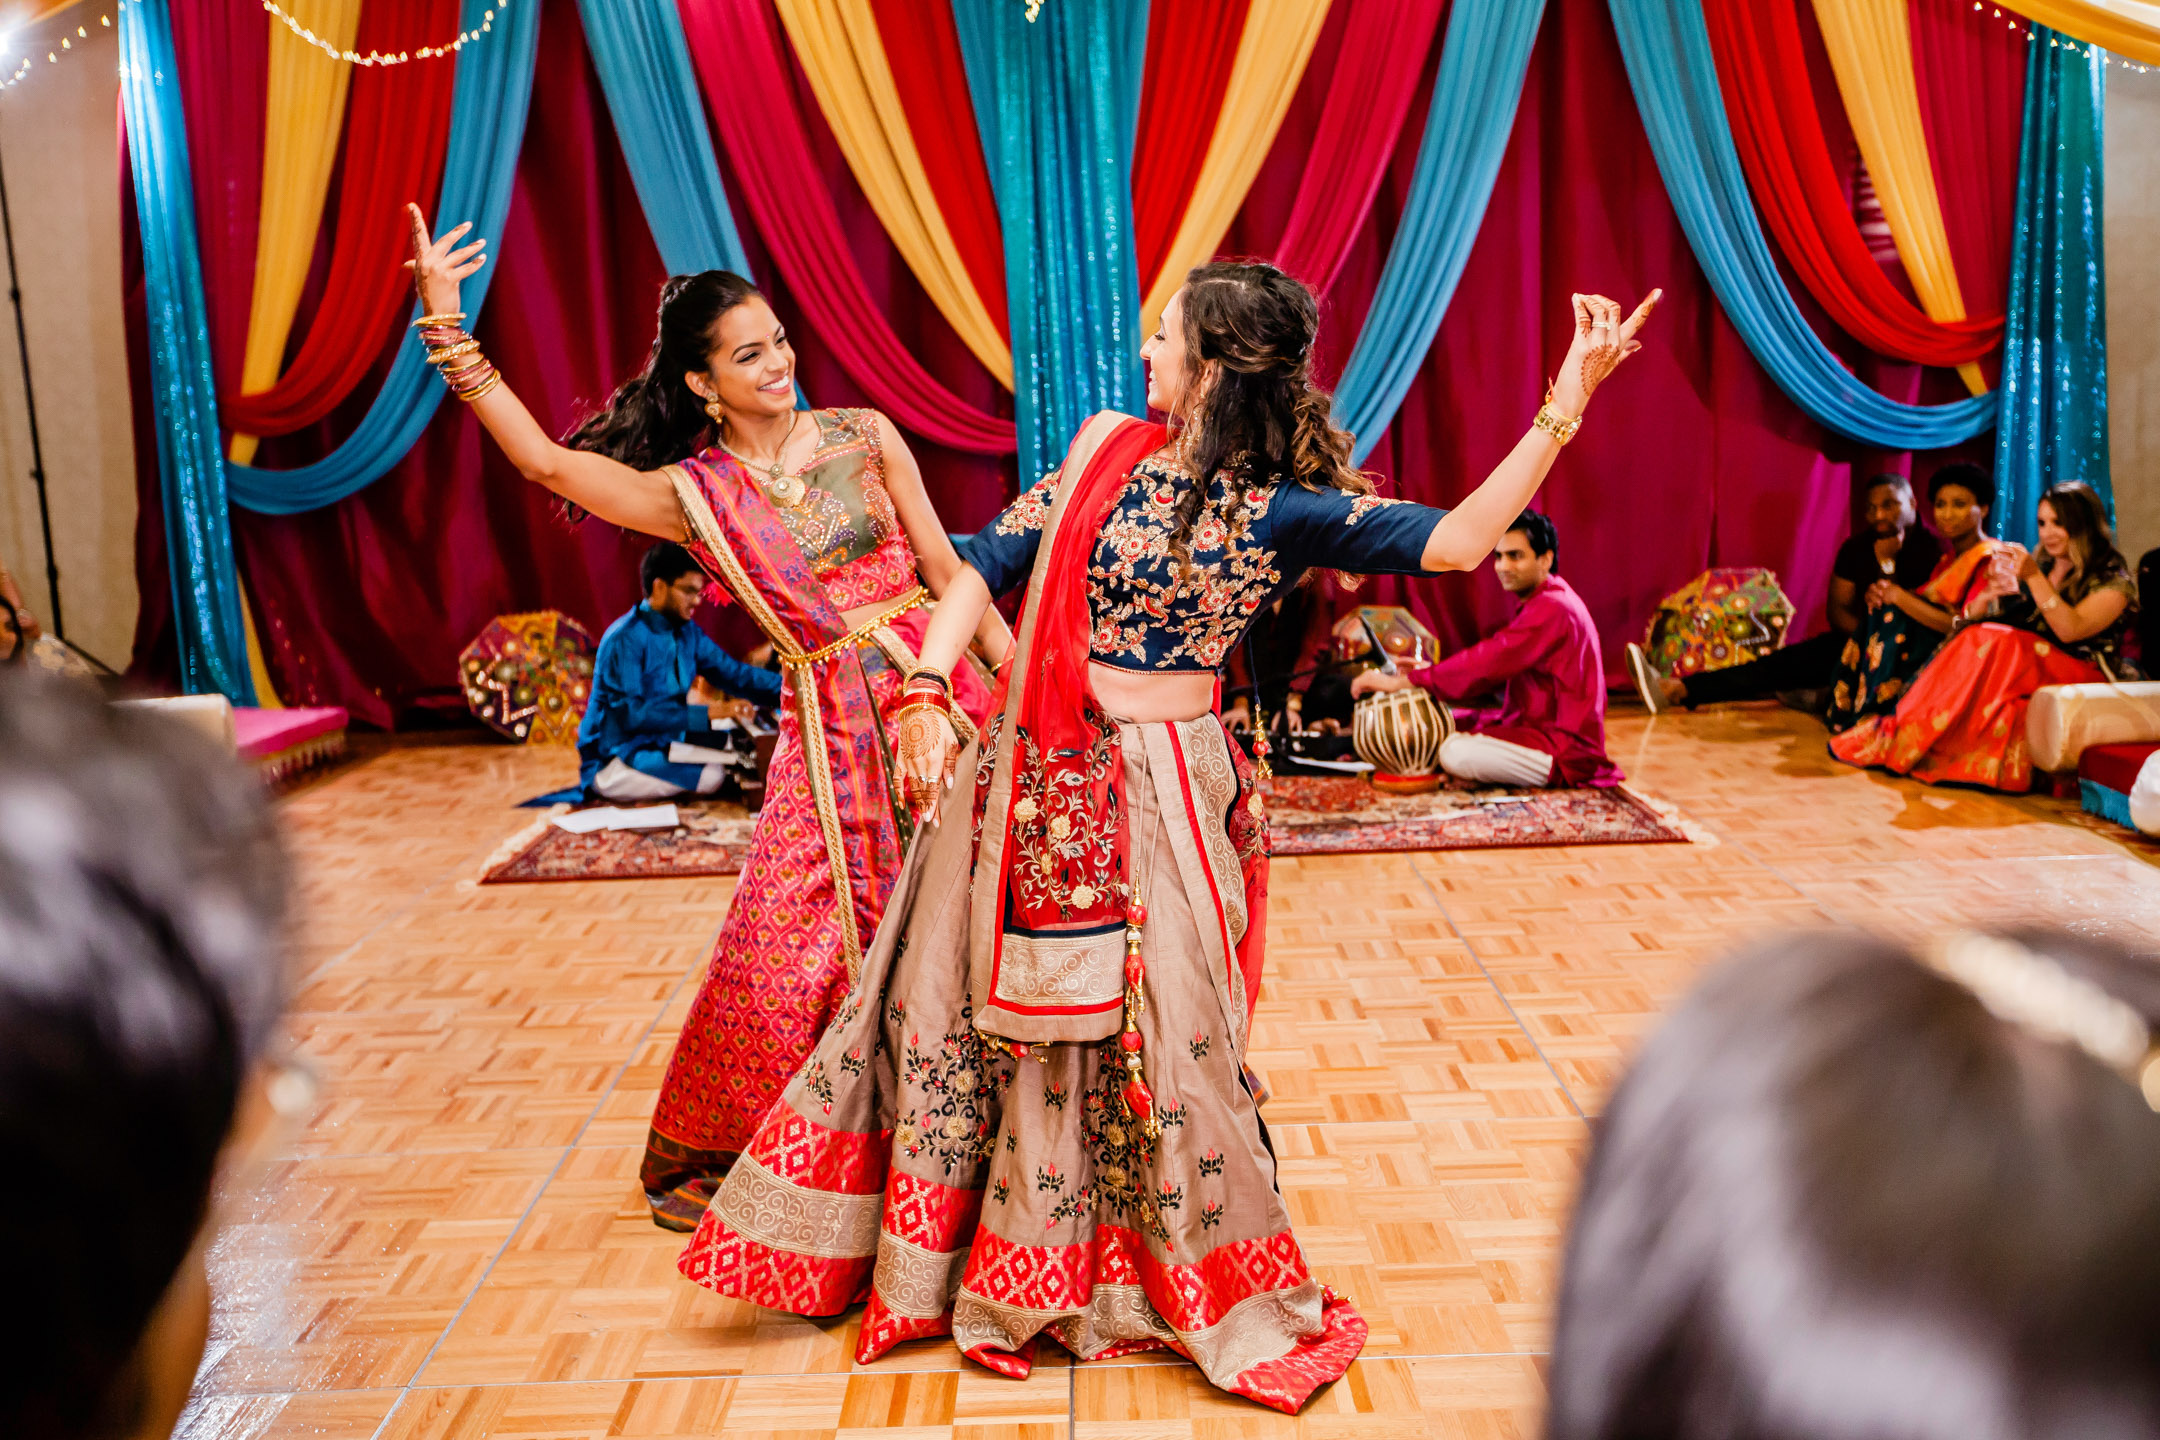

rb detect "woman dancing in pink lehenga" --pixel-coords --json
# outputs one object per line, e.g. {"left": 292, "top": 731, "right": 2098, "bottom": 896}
{"left": 403, "top": 207, "right": 1002, "bottom": 1229}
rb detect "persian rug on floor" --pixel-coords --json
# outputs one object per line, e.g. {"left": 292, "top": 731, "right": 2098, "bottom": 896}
{"left": 482, "top": 777, "right": 1691, "bottom": 882}
{"left": 479, "top": 800, "right": 757, "bottom": 883}
{"left": 1264, "top": 775, "right": 1690, "bottom": 854}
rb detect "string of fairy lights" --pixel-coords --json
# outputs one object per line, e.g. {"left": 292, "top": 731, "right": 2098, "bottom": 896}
{"left": 1969, "top": 4, "right": 2154, "bottom": 72}
{"left": 259, "top": 0, "right": 510, "bottom": 66}
{"left": 0, "top": 0, "right": 2143, "bottom": 94}
{"left": 0, "top": 0, "right": 511, "bottom": 92}
{"left": 0, "top": 8, "right": 109, "bottom": 91}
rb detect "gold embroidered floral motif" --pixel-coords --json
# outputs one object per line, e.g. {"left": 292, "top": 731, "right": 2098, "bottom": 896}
{"left": 1078, "top": 1038, "right": 1170, "bottom": 1244}
{"left": 1086, "top": 461, "right": 1284, "bottom": 672}
{"left": 1344, "top": 494, "right": 1411, "bottom": 526}
{"left": 896, "top": 1006, "right": 1013, "bottom": 1178}
{"left": 1006, "top": 717, "right": 1125, "bottom": 920}
{"left": 995, "top": 471, "right": 1059, "bottom": 536}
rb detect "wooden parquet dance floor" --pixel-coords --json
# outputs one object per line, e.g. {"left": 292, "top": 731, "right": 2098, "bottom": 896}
{"left": 177, "top": 707, "right": 2160, "bottom": 1440}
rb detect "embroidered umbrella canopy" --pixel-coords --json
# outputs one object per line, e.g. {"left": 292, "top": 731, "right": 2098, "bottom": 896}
{"left": 458, "top": 610, "right": 596, "bottom": 744}
{"left": 1644, "top": 567, "right": 1794, "bottom": 678}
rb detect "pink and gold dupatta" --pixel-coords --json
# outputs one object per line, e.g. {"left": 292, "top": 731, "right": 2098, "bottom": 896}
{"left": 666, "top": 448, "right": 921, "bottom": 974}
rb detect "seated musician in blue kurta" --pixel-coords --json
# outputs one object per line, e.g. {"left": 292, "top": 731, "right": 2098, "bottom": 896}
{"left": 577, "top": 542, "right": 781, "bottom": 801}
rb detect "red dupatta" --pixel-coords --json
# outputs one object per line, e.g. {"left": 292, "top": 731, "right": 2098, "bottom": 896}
{"left": 969, "top": 419, "right": 1167, "bottom": 1045}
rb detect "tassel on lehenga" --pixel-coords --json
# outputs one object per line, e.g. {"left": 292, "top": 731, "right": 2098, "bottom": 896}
{"left": 1117, "top": 894, "right": 1160, "bottom": 1133}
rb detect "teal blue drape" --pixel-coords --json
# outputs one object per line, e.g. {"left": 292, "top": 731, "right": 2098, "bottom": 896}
{"left": 119, "top": 0, "right": 255, "bottom": 699}
{"left": 575, "top": 0, "right": 753, "bottom": 279}
{"left": 1334, "top": 0, "right": 1547, "bottom": 465}
{"left": 952, "top": 0, "right": 1149, "bottom": 485}
{"left": 221, "top": 0, "right": 541, "bottom": 514}
{"left": 1994, "top": 27, "right": 2109, "bottom": 546}
{"left": 1607, "top": 0, "right": 1998, "bottom": 449}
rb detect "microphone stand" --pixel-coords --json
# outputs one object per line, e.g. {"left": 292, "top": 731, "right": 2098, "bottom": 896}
{"left": 0, "top": 103, "right": 61, "bottom": 641}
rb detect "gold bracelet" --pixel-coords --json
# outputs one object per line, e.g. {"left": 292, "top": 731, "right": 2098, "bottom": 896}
{"left": 411, "top": 311, "right": 467, "bottom": 329}
{"left": 455, "top": 372, "right": 502, "bottom": 404}
{"left": 427, "top": 339, "right": 482, "bottom": 364}
{"left": 1532, "top": 403, "right": 1582, "bottom": 446}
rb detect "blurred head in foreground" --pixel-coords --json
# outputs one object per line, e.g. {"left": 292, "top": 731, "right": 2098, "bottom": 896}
{"left": 1548, "top": 928, "right": 2160, "bottom": 1440}
{"left": 0, "top": 673, "right": 290, "bottom": 1439}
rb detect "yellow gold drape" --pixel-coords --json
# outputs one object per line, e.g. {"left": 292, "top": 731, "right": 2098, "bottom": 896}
{"left": 2005, "top": 0, "right": 2160, "bottom": 65}
{"left": 1811, "top": 0, "right": 1989, "bottom": 395}
{"left": 228, "top": 0, "right": 364, "bottom": 465}
{"left": 774, "top": 0, "right": 1014, "bottom": 388}
{"left": 1139, "top": 0, "right": 1332, "bottom": 335}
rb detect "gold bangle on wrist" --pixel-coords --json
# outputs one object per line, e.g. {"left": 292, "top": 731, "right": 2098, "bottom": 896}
{"left": 411, "top": 311, "right": 467, "bottom": 329}
{"left": 456, "top": 373, "right": 502, "bottom": 404}
{"left": 1533, "top": 404, "right": 1582, "bottom": 446}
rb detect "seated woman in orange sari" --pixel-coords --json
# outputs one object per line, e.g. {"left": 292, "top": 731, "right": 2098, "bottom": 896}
{"left": 1822, "top": 465, "right": 1997, "bottom": 733}
{"left": 403, "top": 208, "right": 1004, "bottom": 1229}
{"left": 1832, "top": 483, "right": 2136, "bottom": 792}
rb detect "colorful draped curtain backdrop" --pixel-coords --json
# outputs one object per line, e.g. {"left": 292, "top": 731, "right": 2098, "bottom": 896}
{"left": 120, "top": 0, "right": 2131, "bottom": 701}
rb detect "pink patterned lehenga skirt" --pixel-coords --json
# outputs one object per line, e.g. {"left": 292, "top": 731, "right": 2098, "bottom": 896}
{"left": 674, "top": 714, "right": 1366, "bottom": 1413}
{"left": 641, "top": 610, "right": 987, "bottom": 1229}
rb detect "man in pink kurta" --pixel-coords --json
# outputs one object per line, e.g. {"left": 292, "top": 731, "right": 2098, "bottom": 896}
{"left": 1354, "top": 511, "right": 1621, "bottom": 788}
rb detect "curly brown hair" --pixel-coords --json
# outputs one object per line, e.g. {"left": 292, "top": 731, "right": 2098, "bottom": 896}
{"left": 1164, "top": 261, "right": 1371, "bottom": 579}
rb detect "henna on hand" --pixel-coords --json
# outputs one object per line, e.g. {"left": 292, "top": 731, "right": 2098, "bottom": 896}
{"left": 895, "top": 708, "right": 958, "bottom": 820}
{"left": 1565, "top": 288, "right": 1662, "bottom": 406}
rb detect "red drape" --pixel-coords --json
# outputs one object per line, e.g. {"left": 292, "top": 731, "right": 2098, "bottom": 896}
{"left": 128, "top": 0, "right": 1019, "bottom": 717}
{"left": 679, "top": 0, "right": 1015, "bottom": 454}
{"left": 1908, "top": 0, "right": 2026, "bottom": 330}
{"left": 223, "top": 0, "right": 673, "bottom": 726}
{"left": 1271, "top": 0, "right": 1447, "bottom": 296}
{"left": 168, "top": 0, "right": 268, "bottom": 395}
{"left": 220, "top": 0, "right": 460, "bottom": 434}
{"left": 1701, "top": 0, "right": 2001, "bottom": 369}
{"left": 871, "top": 0, "right": 1008, "bottom": 338}
{"left": 130, "top": 0, "right": 2004, "bottom": 714}
{"left": 1129, "top": 0, "right": 1249, "bottom": 289}
{"left": 1226, "top": 0, "right": 1973, "bottom": 681}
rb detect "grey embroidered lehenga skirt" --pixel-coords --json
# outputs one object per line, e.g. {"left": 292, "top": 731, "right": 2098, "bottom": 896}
{"left": 675, "top": 715, "right": 1366, "bottom": 1413}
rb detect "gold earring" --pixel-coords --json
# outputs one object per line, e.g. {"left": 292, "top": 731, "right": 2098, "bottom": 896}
{"left": 703, "top": 397, "right": 723, "bottom": 423}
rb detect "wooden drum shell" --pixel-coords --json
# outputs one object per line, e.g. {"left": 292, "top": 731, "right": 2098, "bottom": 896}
{"left": 1352, "top": 685, "right": 1455, "bottom": 779}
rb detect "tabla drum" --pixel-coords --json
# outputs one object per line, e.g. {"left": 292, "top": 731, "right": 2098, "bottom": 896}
{"left": 1353, "top": 685, "right": 1455, "bottom": 794}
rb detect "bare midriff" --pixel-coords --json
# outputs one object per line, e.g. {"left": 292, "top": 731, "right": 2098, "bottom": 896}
{"left": 1088, "top": 663, "right": 1217, "bottom": 725}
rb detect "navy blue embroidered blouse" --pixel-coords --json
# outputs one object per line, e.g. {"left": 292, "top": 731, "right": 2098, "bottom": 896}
{"left": 959, "top": 457, "right": 1447, "bottom": 674}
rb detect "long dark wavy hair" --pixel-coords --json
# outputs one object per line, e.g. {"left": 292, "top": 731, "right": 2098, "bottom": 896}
{"left": 2039, "top": 481, "right": 2125, "bottom": 599}
{"left": 1165, "top": 260, "right": 1372, "bottom": 578}
{"left": 563, "top": 270, "right": 763, "bottom": 470}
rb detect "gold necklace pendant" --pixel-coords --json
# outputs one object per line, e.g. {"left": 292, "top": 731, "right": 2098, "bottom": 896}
{"left": 721, "top": 409, "right": 806, "bottom": 505}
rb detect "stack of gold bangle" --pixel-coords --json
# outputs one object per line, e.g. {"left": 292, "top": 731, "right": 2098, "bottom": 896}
{"left": 412, "top": 311, "right": 501, "bottom": 403}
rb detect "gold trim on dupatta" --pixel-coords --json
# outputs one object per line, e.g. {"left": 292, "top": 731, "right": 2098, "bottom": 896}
{"left": 669, "top": 465, "right": 885, "bottom": 978}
